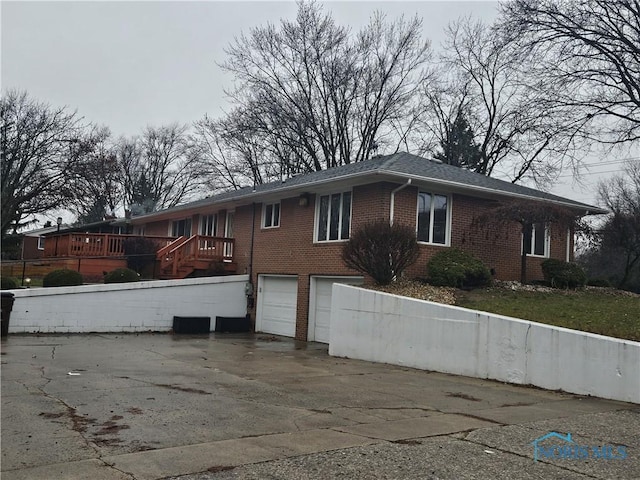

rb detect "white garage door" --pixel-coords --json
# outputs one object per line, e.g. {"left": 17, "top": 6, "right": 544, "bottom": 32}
{"left": 309, "top": 276, "right": 364, "bottom": 343}
{"left": 256, "top": 275, "right": 298, "bottom": 338}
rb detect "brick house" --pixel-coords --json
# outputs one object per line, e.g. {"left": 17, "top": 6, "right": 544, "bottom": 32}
{"left": 129, "top": 152, "right": 605, "bottom": 342}
{"left": 20, "top": 225, "right": 60, "bottom": 260}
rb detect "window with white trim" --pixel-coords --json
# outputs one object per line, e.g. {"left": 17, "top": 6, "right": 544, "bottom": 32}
{"left": 200, "top": 214, "right": 217, "bottom": 236}
{"left": 37, "top": 236, "right": 45, "bottom": 250}
{"left": 523, "top": 222, "right": 549, "bottom": 257}
{"left": 171, "top": 218, "right": 192, "bottom": 237}
{"left": 263, "top": 203, "right": 280, "bottom": 228}
{"left": 417, "top": 192, "right": 449, "bottom": 245}
{"left": 316, "top": 192, "right": 351, "bottom": 241}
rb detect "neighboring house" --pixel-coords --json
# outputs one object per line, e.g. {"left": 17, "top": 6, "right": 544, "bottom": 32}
{"left": 20, "top": 225, "right": 62, "bottom": 260}
{"left": 20, "top": 219, "right": 130, "bottom": 260}
{"left": 129, "top": 152, "right": 606, "bottom": 342}
{"left": 46, "top": 218, "right": 131, "bottom": 236}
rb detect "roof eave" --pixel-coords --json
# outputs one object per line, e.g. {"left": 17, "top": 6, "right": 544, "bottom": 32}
{"left": 131, "top": 168, "right": 607, "bottom": 223}
{"left": 130, "top": 170, "right": 380, "bottom": 223}
{"left": 378, "top": 170, "right": 607, "bottom": 215}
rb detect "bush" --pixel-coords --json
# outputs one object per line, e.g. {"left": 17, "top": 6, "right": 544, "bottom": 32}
{"left": 1, "top": 276, "right": 18, "bottom": 290}
{"left": 43, "top": 269, "right": 83, "bottom": 287}
{"left": 427, "top": 249, "right": 491, "bottom": 288}
{"left": 541, "top": 259, "right": 587, "bottom": 289}
{"left": 123, "top": 237, "right": 158, "bottom": 274}
{"left": 587, "top": 278, "right": 613, "bottom": 288}
{"left": 104, "top": 268, "right": 140, "bottom": 284}
{"left": 342, "top": 221, "right": 420, "bottom": 285}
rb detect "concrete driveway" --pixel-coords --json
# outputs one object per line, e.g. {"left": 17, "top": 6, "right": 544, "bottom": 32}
{"left": 1, "top": 333, "right": 638, "bottom": 480}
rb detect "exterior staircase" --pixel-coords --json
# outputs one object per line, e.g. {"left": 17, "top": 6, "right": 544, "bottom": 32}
{"left": 156, "top": 235, "right": 237, "bottom": 279}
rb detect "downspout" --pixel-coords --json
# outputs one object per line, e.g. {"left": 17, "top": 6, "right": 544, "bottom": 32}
{"left": 246, "top": 203, "right": 257, "bottom": 312}
{"left": 248, "top": 202, "right": 256, "bottom": 280}
{"left": 389, "top": 179, "right": 412, "bottom": 226}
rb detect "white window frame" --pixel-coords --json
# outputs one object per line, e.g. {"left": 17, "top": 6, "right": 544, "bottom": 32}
{"left": 315, "top": 191, "right": 352, "bottom": 243}
{"left": 416, "top": 191, "right": 451, "bottom": 246}
{"left": 262, "top": 202, "right": 281, "bottom": 229}
{"left": 170, "top": 218, "right": 192, "bottom": 237}
{"left": 37, "top": 236, "right": 45, "bottom": 250}
{"left": 224, "top": 210, "right": 234, "bottom": 258}
{"left": 200, "top": 214, "right": 218, "bottom": 237}
{"left": 523, "top": 223, "right": 550, "bottom": 258}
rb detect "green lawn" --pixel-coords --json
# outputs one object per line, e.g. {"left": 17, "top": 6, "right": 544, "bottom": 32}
{"left": 456, "top": 288, "right": 640, "bottom": 342}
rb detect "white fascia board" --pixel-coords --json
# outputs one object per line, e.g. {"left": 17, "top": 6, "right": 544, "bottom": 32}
{"left": 131, "top": 169, "right": 606, "bottom": 224}
{"left": 377, "top": 171, "right": 607, "bottom": 215}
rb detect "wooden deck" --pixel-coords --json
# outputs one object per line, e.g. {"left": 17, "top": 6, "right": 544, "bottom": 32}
{"left": 43, "top": 234, "right": 176, "bottom": 258}
{"left": 34, "top": 233, "right": 237, "bottom": 280}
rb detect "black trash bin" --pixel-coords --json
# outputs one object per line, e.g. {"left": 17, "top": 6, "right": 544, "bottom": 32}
{"left": 1, "top": 292, "right": 15, "bottom": 338}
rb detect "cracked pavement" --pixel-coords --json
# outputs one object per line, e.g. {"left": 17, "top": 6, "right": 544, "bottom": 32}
{"left": 1, "top": 333, "right": 638, "bottom": 480}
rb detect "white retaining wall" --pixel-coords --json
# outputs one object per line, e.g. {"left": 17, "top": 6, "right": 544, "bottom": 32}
{"left": 329, "top": 284, "right": 640, "bottom": 404}
{"left": 6, "top": 275, "right": 249, "bottom": 333}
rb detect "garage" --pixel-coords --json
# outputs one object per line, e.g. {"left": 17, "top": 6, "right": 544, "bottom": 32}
{"left": 308, "top": 276, "right": 364, "bottom": 343}
{"left": 256, "top": 275, "right": 298, "bottom": 338}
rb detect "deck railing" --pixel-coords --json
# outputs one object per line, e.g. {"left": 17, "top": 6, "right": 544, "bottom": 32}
{"left": 158, "top": 235, "right": 235, "bottom": 277}
{"left": 42, "top": 233, "right": 235, "bottom": 278}
{"left": 43, "top": 234, "right": 176, "bottom": 258}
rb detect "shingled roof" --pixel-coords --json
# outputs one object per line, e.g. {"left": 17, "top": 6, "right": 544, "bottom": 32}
{"left": 133, "top": 152, "right": 605, "bottom": 220}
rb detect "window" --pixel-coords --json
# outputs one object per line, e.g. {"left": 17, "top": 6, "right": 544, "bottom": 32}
{"left": 524, "top": 222, "right": 549, "bottom": 257}
{"left": 200, "top": 214, "right": 217, "bottom": 236}
{"left": 171, "top": 218, "right": 192, "bottom": 237}
{"left": 263, "top": 203, "right": 280, "bottom": 228}
{"left": 417, "top": 192, "right": 449, "bottom": 244}
{"left": 316, "top": 192, "right": 351, "bottom": 241}
{"left": 224, "top": 211, "right": 234, "bottom": 258}
{"left": 37, "top": 236, "right": 45, "bottom": 250}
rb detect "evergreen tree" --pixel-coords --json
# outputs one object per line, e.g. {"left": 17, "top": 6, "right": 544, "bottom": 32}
{"left": 434, "top": 112, "right": 482, "bottom": 170}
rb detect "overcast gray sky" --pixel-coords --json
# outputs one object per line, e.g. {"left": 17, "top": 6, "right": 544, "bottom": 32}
{"left": 1, "top": 0, "right": 630, "bottom": 210}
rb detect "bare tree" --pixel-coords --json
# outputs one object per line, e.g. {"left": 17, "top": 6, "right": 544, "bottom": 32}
{"left": 66, "top": 126, "right": 122, "bottom": 224}
{"left": 219, "top": 1, "right": 431, "bottom": 180}
{"left": 421, "top": 18, "right": 582, "bottom": 187}
{"left": 192, "top": 113, "right": 281, "bottom": 191}
{"left": 117, "top": 124, "right": 207, "bottom": 215}
{"left": 594, "top": 159, "right": 640, "bottom": 289}
{"left": 500, "top": 0, "right": 640, "bottom": 145}
{"left": 1, "top": 90, "right": 83, "bottom": 237}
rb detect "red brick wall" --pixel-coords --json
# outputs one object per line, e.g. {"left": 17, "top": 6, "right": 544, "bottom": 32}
{"left": 237, "top": 190, "right": 370, "bottom": 340}
{"left": 135, "top": 181, "right": 574, "bottom": 340}
{"left": 393, "top": 191, "right": 570, "bottom": 281}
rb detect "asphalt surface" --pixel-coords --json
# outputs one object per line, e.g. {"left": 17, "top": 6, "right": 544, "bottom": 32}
{"left": 1, "top": 333, "right": 638, "bottom": 480}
